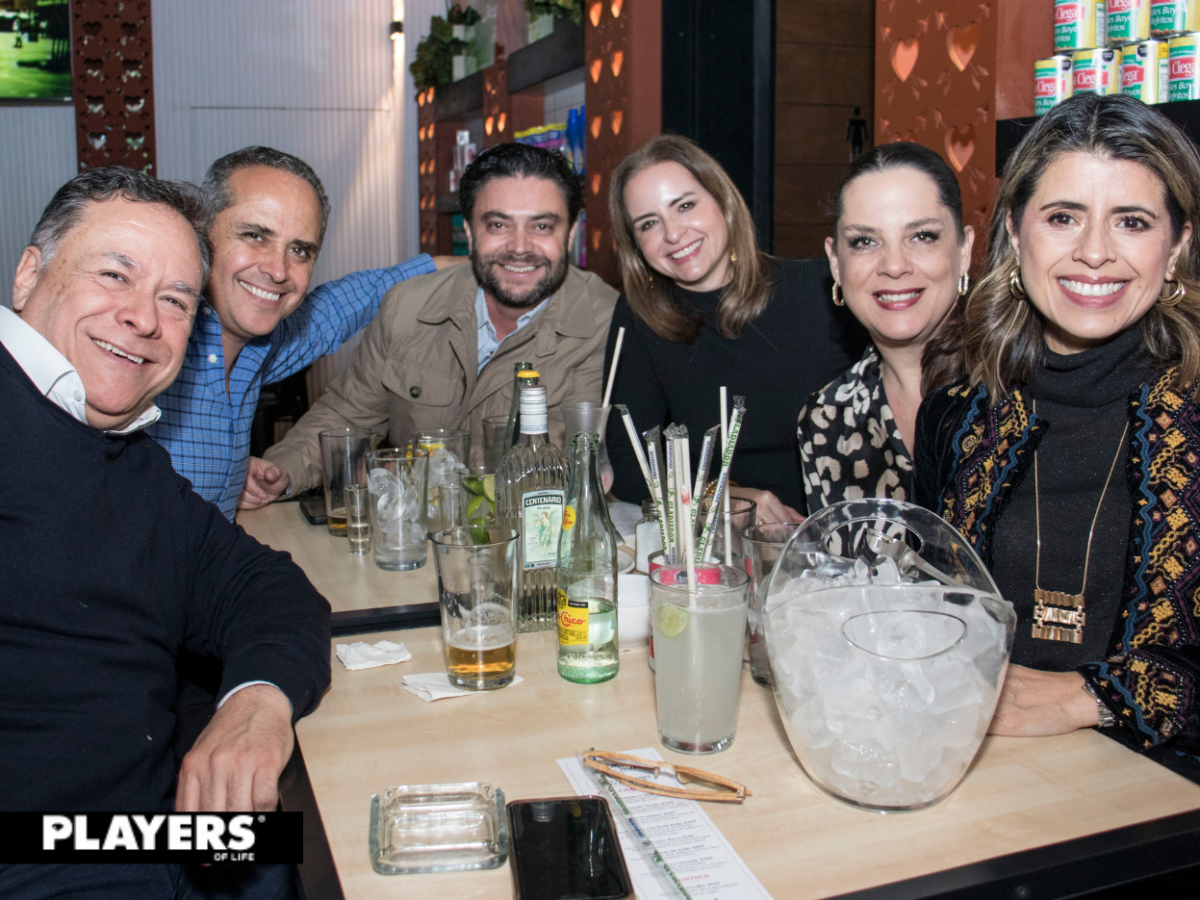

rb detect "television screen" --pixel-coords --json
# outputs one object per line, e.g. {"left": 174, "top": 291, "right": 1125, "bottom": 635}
{"left": 0, "top": 0, "right": 71, "bottom": 102}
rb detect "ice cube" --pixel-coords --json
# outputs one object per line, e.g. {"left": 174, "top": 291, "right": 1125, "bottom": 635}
{"left": 369, "top": 467, "right": 398, "bottom": 496}
{"left": 791, "top": 695, "right": 835, "bottom": 749}
{"left": 830, "top": 739, "right": 898, "bottom": 788}
{"left": 898, "top": 736, "right": 943, "bottom": 783}
{"left": 926, "top": 658, "right": 982, "bottom": 714}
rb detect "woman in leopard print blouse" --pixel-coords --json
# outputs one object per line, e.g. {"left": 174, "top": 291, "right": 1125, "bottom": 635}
{"left": 797, "top": 142, "right": 973, "bottom": 514}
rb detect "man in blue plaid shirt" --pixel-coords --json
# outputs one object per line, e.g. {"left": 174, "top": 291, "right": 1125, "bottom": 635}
{"left": 147, "top": 147, "right": 440, "bottom": 519}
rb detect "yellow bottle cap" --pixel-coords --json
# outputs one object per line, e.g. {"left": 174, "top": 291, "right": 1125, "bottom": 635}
{"left": 518, "top": 370, "right": 540, "bottom": 378}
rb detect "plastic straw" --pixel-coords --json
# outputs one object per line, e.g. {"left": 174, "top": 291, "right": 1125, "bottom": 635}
{"left": 617, "top": 405, "right": 667, "bottom": 553}
{"left": 663, "top": 426, "right": 679, "bottom": 565}
{"left": 720, "top": 387, "right": 732, "bottom": 567}
{"left": 644, "top": 427, "right": 672, "bottom": 565}
{"left": 602, "top": 326, "right": 625, "bottom": 408}
{"left": 696, "top": 397, "right": 747, "bottom": 564}
{"left": 577, "top": 753, "right": 692, "bottom": 900}
{"left": 675, "top": 435, "right": 697, "bottom": 592}
{"left": 691, "top": 425, "right": 720, "bottom": 529}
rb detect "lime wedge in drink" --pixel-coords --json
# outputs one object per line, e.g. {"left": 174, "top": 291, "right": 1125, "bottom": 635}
{"left": 655, "top": 604, "right": 690, "bottom": 638}
{"left": 468, "top": 516, "right": 490, "bottom": 544}
{"left": 466, "top": 494, "right": 490, "bottom": 519}
{"left": 482, "top": 474, "right": 495, "bottom": 502}
{"left": 461, "top": 475, "right": 484, "bottom": 495}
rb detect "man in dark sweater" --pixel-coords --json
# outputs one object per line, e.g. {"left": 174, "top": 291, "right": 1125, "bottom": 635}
{"left": 0, "top": 168, "right": 331, "bottom": 897}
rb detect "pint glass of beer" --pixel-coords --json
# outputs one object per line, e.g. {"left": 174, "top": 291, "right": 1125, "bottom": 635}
{"left": 430, "top": 526, "right": 520, "bottom": 690}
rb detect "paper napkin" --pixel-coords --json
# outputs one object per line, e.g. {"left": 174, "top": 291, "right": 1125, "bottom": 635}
{"left": 335, "top": 639, "right": 413, "bottom": 670}
{"left": 401, "top": 672, "right": 524, "bottom": 702}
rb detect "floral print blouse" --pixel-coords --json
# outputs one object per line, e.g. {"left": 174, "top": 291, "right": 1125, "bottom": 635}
{"left": 796, "top": 346, "right": 913, "bottom": 514}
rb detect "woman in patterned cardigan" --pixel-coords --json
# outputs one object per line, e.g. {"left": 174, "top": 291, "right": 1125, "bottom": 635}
{"left": 914, "top": 94, "right": 1200, "bottom": 763}
{"left": 797, "top": 143, "right": 973, "bottom": 513}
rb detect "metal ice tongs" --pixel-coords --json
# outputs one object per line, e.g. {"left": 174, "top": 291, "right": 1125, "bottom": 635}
{"left": 857, "top": 529, "right": 961, "bottom": 587}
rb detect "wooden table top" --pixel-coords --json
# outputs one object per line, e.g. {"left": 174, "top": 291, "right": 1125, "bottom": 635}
{"left": 296, "top": 627, "right": 1200, "bottom": 900}
{"left": 239, "top": 501, "right": 436, "bottom": 615}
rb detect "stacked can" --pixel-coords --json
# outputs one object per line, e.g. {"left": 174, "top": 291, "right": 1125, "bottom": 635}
{"left": 1073, "top": 47, "right": 1122, "bottom": 93}
{"left": 1120, "top": 39, "right": 1170, "bottom": 100}
{"left": 1108, "top": 0, "right": 1153, "bottom": 44}
{"left": 1055, "top": 0, "right": 1108, "bottom": 52}
{"left": 1035, "top": 55, "right": 1075, "bottom": 114}
{"left": 1169, "top": 32, "right": 1200, "bottom": 99}
{"left": 1150, "top": 0, "right": 1200, "bottom": 36}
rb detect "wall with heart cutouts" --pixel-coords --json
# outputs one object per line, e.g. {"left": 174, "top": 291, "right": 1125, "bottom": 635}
{"left": 875, "top": 0, "right": 1051, "bottom": 265}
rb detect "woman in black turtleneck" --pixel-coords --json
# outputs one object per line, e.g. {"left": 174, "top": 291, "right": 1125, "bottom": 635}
{"left": 602, "top": 135, "right": 866, "bottom": 522}
{"left": 914, "top": 94, "right": 1200, "bottom": 764}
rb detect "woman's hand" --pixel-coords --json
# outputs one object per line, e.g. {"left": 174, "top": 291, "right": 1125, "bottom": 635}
{"left": 727, "top": 486, "right": 804, "bottom": 525}
{"left": 988, "top": 665, "right": 1100, "bottom": 737}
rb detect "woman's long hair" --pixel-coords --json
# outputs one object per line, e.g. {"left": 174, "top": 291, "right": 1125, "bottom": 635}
{"left": 824, "top": 141, "right": 970, "bottom": 395}
{"left": 965, "top": 93, "right": 1200, "bottom": 397}
{"left": 609, "top": 135, "right": 776, "bottom": 343}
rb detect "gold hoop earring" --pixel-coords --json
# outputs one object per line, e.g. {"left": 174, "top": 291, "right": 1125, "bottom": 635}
{"left": 1161, "top": 275, "right": 1186, "bottom": 307}
{"left": 1009, "top": 266, "right": 1027, "bottom": 298}
{"left": 832, "top": 282, "right": 845, "bottom": 307}
{"left": 730, "top": 251, "right": 738, "bottom": 264}
{"left": 958, "top": 273, "right": 970, "bottom": 297}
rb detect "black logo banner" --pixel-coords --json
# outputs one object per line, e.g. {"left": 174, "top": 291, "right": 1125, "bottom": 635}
{"left": 0, "top": 812, "right": 303, "bottom": 864}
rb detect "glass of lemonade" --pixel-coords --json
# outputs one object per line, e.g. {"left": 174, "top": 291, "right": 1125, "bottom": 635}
{"left": 431, "top": 525, "right": 520, "bottom": 690}
{"left": 650, "top": 563, "right": 750, "bottom": 754}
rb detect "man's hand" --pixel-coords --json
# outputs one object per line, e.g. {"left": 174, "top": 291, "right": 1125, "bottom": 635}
{"left": 176, "top": 684, "right": 294, "bottom": 812}
{"left": 727, "top": 486, "right": 804, "bottom": 525}
{"left": 988, "top": 665, "right": 1099, "bottom": 737}
{"left": 238, "top": 456, "right": 290, "bottom": 510}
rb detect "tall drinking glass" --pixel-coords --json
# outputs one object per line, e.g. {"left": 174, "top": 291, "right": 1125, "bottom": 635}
{"left": 482, "top": 415, "right": 508, "bottom": 471}
{"left": 650, "top": 563, "right": 750, "bottom": 754}
{"left": 431, "top": 526, "right": 519, "bottom": 690}
{"left": 412, "top": 429, "right": 471, "bottom": 528}
{"left": 741, "top": 523, "right": 803, "bottom": 687}
{"left": 366, "top": 448, "right": 429, "bottom": 571}
{"left": 560, "top": 402, "right": 613, "bottom": 493}
{"left": 694, "top": 496, "right": 756, "bottom": 569}
{"left": 319, "top": 428, "right": 378, "bottom": 536}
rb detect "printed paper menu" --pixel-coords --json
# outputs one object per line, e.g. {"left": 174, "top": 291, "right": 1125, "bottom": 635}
{"left": 557, "top": 748, "right": 775, "bottom": 900}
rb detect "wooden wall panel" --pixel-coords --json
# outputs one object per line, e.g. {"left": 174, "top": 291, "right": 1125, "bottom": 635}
{"left": 774, "top": 0, "right": 873, "bottom": 260}
{"left": 72, "top": 0, "right": 156, "bottom": 173}
{"left": 875, "top": 0, "right": 1052, "bottom": 261}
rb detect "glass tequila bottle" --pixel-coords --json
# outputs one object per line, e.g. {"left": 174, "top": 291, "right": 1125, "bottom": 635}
{"left": 502, "top": 363, "right": 536, "bottom": 450}
{"left": 495, "top": 385, "right": 568, "bottom": 632}
{"left": 556, "top": 431, "right": 619, "bottom": 683}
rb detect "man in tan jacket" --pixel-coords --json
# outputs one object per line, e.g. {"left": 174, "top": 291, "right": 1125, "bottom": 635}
{"left": 241, "top": 143, "right": 617, "bottom": 504}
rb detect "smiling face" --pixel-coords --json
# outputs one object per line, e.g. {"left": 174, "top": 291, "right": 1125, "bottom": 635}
{"left": 1010, "top": 151, "right": 1191, "bottom": 354}
{"left": 11, "top": 197, "right": 203, "bottom": 431}
{"left": 465, "top": 174, "right": 575, "bottom": 309}
{"left": 826, "top": 166, "right": 973, "bottom": 350}
{"left": 623, "top": 161, "right": 732, "bottom": 292}
{"left": 206, "top": 165, "right": 322, "bottom": 350}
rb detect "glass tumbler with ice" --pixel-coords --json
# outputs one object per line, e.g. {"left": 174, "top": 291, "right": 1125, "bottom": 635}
{"left": 366, "top": 448, "right": 429, "bottom": 571}
{"left": 412, "top": 429, "right": 471, "bottom": 529}
{"left": 761, "top": 499, "right": 1015, "bottom": 812}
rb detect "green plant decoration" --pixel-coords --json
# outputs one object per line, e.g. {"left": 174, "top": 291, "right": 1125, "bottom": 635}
{"left": 409, "top": 6, "right": 482, "bottom": 97}
{"left": 523, "top": 0, "right": 582, "bottom": 28}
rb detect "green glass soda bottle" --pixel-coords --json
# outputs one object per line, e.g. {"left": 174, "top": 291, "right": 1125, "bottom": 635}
{"left": 556, "top": 431, "right": 619, "bottom": 683}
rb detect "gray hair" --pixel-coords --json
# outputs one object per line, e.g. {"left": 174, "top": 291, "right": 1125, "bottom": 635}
{"left": 30, "top": 167, "right": 211, "bottom": 286}
{"left": 203, "top": 146, "right": 331, "bottom": 247}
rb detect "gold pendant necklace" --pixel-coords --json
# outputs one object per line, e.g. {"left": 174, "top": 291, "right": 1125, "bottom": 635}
{"left": 1032, "top": 400, "right": 1129, "bottom": 643}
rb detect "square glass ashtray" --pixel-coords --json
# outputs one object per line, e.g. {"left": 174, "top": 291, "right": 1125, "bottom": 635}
{"left": 369, "top": 782, "right": 509, "bottom": 874}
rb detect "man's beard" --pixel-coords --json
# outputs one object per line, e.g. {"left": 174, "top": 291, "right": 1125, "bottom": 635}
{"left": 471, "top": 247, "right": 569, "bottom": 309}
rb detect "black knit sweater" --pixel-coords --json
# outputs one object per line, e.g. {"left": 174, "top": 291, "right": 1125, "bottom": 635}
{"left": 603, "top": 258, "right": 868, "bottom": 512}
{"left": 0, "top": 343, "right": 331, "bottom": 812}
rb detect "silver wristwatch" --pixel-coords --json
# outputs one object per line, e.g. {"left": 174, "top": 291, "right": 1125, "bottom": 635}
{"left": 1082, "top": 680, "right": 1116, "bottom": 729}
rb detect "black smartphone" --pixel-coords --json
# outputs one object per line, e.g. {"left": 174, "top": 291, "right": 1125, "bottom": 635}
{"left": 299, "top": 494, "right": 327, "bottom": 525}
{"left": 507, "top": 796, "right": 632, "bottom": 900}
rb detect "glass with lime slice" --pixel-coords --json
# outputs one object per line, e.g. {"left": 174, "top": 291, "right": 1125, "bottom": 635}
{"left": 459, "top": 466, "right": 495, "bottom": 522}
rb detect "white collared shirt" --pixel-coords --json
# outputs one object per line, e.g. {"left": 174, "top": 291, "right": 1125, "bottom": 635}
{"left": 0, "top": 306, "right": 161, "bottom": 434}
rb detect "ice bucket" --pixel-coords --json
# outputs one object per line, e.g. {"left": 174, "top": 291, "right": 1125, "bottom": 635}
{"left": 761, "top": 499, "right": 1015, "bottom": 811}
